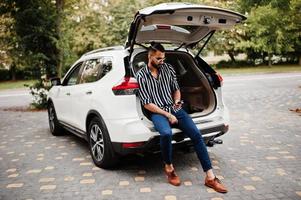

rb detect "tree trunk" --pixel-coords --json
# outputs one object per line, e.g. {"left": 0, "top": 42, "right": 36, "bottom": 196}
{"left": 10, "top": 63, "right": 16, "bottom": 81}
{"left": 56, "top": 0, "right": 64, "bottom": 78}
{"left": 228, "top": 51, "right": 236, "bottom": 62}
{"left": 268, "top": 53, "right": 272, "bottom": 66}
{"left": 299, "top": 55, "right": 301, "bottom": 66}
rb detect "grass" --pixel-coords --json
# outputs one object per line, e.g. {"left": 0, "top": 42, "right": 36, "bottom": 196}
{"left": 0, "top": 79, "right": 37, "bottom": 91}
{"left": 215, "top": 65, "right": 301, "bottom": 75}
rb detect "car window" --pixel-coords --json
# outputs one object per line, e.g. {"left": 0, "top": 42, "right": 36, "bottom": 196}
{"left": 99, "top": 57, "right": 113, "bottom": 79}
{"left": 64, "top": 62, "right": 83, "bottom": 86}
{"left": 80, "top": 57, "right": 112, "bottom": 84}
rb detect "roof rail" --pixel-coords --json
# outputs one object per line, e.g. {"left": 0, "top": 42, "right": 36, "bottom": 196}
{"left": 82, "top": 46, "right": 124, "bottom": 56}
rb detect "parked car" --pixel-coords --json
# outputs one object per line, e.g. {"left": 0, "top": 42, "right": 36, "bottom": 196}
{"left": 47, "top": 3, "right": 246, "bottom": 168}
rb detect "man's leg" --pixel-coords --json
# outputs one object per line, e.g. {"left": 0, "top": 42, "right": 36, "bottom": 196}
{"left": 173, "top": 108, "right": 228, "bottom": 193}
{"left": 151, "top": 113, "right": 181, "bottom": 186}
{"left": 173, "top": 109, "right": 212, "bottom": 172}
{"left": 151, "top": 113, "right": 172, "bottom": 164}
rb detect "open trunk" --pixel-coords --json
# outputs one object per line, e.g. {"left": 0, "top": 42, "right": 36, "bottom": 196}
{"left": 132, "top": 51, "right": 216, "bottom": 118}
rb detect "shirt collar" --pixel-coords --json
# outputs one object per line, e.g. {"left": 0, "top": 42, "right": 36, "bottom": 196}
{"left": 145, "top": 63, "right": 164, "bottom": 76}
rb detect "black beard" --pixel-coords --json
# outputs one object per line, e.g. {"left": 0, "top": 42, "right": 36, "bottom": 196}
{"left": 151, "top": 61, "right": 161, "bottom": 69}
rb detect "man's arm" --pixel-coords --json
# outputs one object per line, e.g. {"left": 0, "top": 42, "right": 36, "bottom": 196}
{"left": 144, "top": 103, "right": 178, "bottom": 124}
{"left": 173, "top": 89, "right": 181, "bottom": 104}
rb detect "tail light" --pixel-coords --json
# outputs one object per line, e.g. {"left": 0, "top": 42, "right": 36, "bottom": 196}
{"left": 216, "top": 73, "right": 223, "bottom": 86}
{"left": 156, "top": 25, "right": 171, "bottom": 30}
{"left": 112, "top": 77, "right": 139, "bottom": 95}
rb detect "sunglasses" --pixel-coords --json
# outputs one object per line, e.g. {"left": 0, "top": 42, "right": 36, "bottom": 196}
{"left": 154, "top": 57, "right": 166, "bottom": 62}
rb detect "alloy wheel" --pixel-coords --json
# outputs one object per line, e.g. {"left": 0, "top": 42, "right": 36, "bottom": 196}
{"left": 48, "top": 106, "right": 55, "bottom": 132}
{"left": 90, "top": 124, "right": 104, "bottom": 162}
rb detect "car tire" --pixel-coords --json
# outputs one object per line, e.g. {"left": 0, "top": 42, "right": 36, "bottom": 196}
{"left": 88, "top": 117, "right": 118, "bottom": 169}
{"left": 47, "top": 102, "right": 64, "bottom": 136}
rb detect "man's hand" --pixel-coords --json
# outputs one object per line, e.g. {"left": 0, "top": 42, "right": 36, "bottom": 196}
{"left": 167, "top": 113, "right": 178, "bottom": 124}
{"left": 174, "top": 99, "right": 183, "bottom": 110}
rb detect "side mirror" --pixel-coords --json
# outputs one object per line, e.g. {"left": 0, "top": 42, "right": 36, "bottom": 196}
{"left": 50, "top": 77, "right": 61, "bottom": 86}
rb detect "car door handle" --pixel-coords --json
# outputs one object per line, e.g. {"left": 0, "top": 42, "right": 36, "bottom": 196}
{"left": 86, "top": 91, "right": 92, "bottom": 95}
{"left": 66, "top": 92, "right": 71, "bottom": 96}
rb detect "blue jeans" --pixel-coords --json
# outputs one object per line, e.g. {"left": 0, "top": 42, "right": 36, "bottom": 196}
{"left": 151, "top": 108, "right": 212, "bottom": 172}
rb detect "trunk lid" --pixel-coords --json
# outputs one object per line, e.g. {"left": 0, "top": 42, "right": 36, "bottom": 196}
{"left": 126, "top": 3, "right": 246, "bottom": 49}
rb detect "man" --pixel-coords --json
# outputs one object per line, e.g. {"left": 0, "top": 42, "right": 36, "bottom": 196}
{"left": 136, "top": 42, "right": 228, "bottom": 193}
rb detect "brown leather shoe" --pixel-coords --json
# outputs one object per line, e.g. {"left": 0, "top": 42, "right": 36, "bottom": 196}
{"left": 164, "top": 168, "right": 181, "bottom": 186}
{"left": 205, "top": 177, "right": 228, "bottom": 193}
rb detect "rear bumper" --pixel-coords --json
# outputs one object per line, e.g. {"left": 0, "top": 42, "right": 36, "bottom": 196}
{"left": 112, "top": 123, "right": 229, "bottom": 155}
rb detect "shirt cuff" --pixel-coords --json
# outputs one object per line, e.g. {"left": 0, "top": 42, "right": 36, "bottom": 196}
{"left": 141, "top": 99, "right": 152, "bottom": 105}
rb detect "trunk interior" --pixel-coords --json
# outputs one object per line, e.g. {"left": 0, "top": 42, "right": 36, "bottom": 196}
{"left": 132, "top": 50, "right": 216, "bottom": 118}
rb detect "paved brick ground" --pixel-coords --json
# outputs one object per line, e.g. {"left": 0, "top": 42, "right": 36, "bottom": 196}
{"left": 0, "top": 73, "right": 301, "bottom": 200}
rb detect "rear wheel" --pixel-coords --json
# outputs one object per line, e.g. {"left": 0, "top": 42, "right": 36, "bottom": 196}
{"left": 47, "top": 102, "right": 64, "bottom": 136}
{"left": 88, "top": 117, "right": 118, "bottom": 168}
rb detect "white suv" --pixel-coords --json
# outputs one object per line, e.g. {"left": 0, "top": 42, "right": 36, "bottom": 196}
{"left": 47, "top": 3, "right": 246, "bottom": 168}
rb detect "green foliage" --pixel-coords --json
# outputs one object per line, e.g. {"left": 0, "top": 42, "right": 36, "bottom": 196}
{"left": 0, "top": 0, "right": 59, "bottom": 79}
{"left": 1, "top": 0, "right": 301, "bottom": 81}
{"left": 101, "top": 0, "right": 142, "bottom": 46}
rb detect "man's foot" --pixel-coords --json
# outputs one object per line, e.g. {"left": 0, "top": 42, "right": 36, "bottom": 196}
{"left": 164, "top": 168, "right": 181, "bottom": 186}
{"left": 205, "top": 177, "right": 228, "bottom": 193}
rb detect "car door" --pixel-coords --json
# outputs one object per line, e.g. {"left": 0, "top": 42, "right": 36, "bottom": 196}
{"left": 126, "top": 3, "right": 246, "bottom": 50}
{"left": 71, "top": 57, "right": 113, "bottom": 131}
{"left": 54, "top": 62, "right": 83, "bottom": 125}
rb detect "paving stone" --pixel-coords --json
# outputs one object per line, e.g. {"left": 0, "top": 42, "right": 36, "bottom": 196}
{"left": 101, "top": 190, "right": 112, "bottom": 195}
{"left": 140, "top": 187, "right": 151, "bottom": 193}
{"left": 64, "top": 176, "right": 75, "bottom": 181}
{"left": 207, "top": 188, "right": 216, "bottom": 193}
{"left": 6, "top": 168, "right": 17, "bottom": 173}
{"left": 283, "top": 156, "right": 295, "bottom": 159}
{"left": 119, "top": 181, "right": 130, "bottom": 186}
{"left": 184, "top": 181, "right": 192, "bottom": 186}
{"left": 1, "top": 75, "right": 300, "bottom": 200}
{"left": 39, "top": 178, "right": 55, "bottom": 183}
{"left": 190, "top": 167, "right": 198, "bottom": 171}
{"left": 8, "top": 173, "right": 19, "bottom": 178}
{"left": 251, "top": 177, "right": 263, "bottom": 181}
{"left": 165, "top": 195, "right": 177, "bottom": 200}
{"left": 26, "top": 169, "right": 42, "bottom": 174}
{"left": 45, "top": 166, "right": 55, "bottom": 170}
{"left": 40, "top": 185, "right": 56, "bottom": 190}
{"left": 135, "top": 176, "right": 145, "bottom": 182}
{"left": 265, "top": 156, "right": 278, "bottom": 160}
{"left": 244, "top": 185, "right": 256, "bottom": 191}
{"left": 82, "top": 173, "right": 92, "bottom": 177}
{"left": 80, "top": 179, "right": 95, "bottom": 184}
{"left": 80, "top": 162, "right": 92, "bottom": 166}
{"left": 6, "top": 183, "right": 24, "bottom": 188}
{"left": 73, "top": 157, "right": 85, "bottom": 161}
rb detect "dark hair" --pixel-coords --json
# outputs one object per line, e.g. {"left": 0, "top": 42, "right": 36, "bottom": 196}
{"left": 149, "top": 42, "right": 165, "bottom": 53}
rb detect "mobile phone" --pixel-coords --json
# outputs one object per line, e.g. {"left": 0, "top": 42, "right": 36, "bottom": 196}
{"left": 176, "top": 100, "right": 184, "bottom": 105}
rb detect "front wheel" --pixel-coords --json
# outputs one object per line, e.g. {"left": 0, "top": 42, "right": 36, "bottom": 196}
{"left": 47, "top": 102, "right": 64, "bottom": 136}
{"left": 88, "top": 117, "right": 118, "bottom": 169}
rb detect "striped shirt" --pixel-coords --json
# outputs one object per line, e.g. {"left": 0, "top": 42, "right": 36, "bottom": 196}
{"left": 136, "top": 63, "right": 180, "bottom": 113}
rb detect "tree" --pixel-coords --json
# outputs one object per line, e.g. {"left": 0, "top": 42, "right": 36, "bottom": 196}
{"left": 55, "top": 0, "right": 64, "bottom": 78}
{"left": 237, "top": 0, "right": 300, "bottom": 65}
{"left": 0, "top": 1, "right": 26, "bottom": 80}
{"left": 0, "top": 0, "right": 60, "bottom": 79}
{"left": 102, "top": 0, "right": 143, "bottom": 46}
{"left": 286, "top": 0, "right": 301, "bottom": 65}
